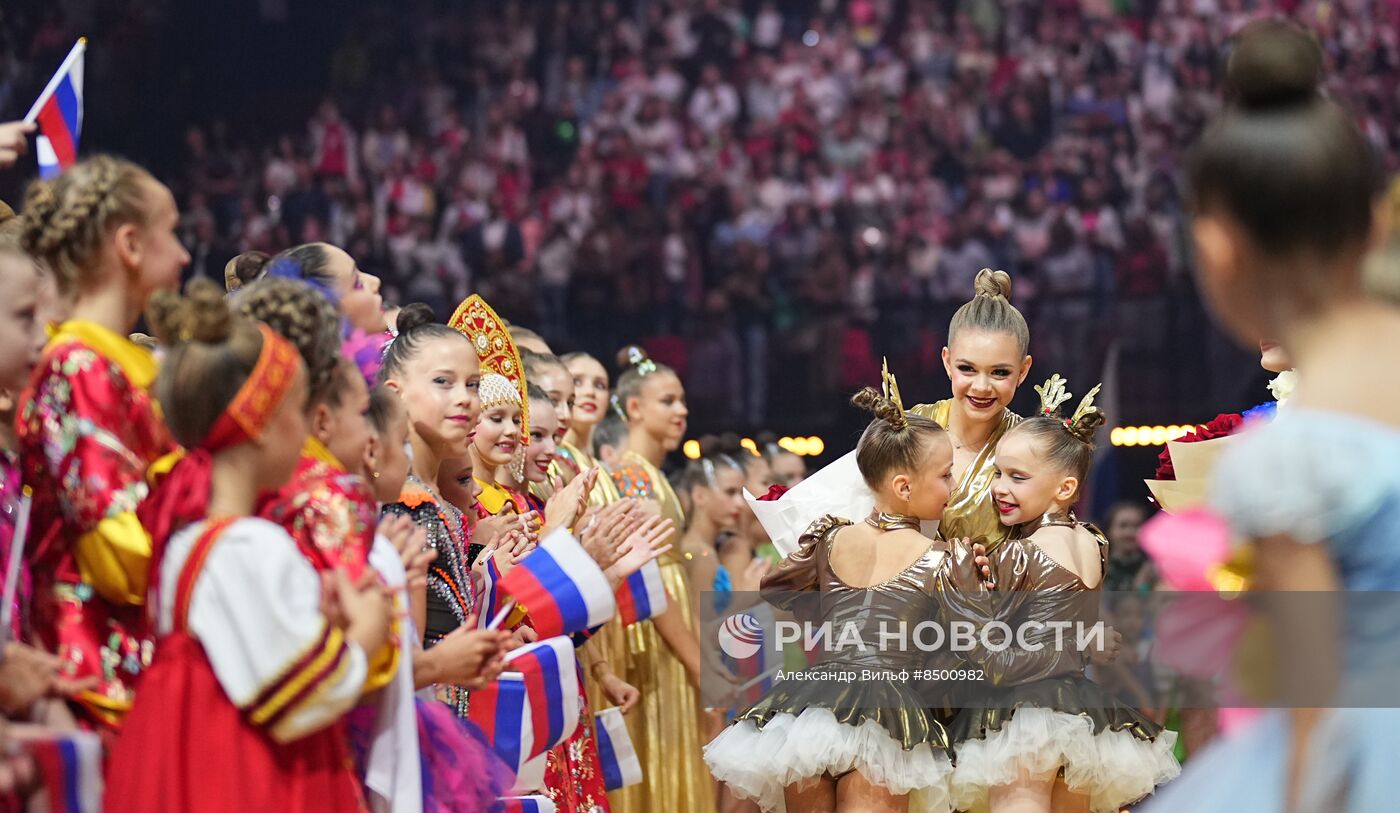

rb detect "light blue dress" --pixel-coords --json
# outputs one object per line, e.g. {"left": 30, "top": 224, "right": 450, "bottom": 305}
{"left": 1144, "top": 410, "right": 1400, "bottom": 812}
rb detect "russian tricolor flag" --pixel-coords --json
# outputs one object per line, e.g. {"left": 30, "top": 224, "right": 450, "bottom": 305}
{"left": 493, "top": 795, "right": 556, "bottom": 813}
{"left": 594, "top": 707, "right": 643, "bottom": 790}
{"left": 20, "top": 729, "right": 102, "bottom": 813}
{"left": 25, "top": 39, "right": 85, "bottom": 179}
{"left": 467, "top": 672, "right": 530, "bottom": 773}
{"left": 475, "top": 555, "right": 505, "bottom": 627}
{"left": 500, "top": 528, "right": 615, "bottom": 638}
{"left": 615, "top": 559, "right": 668, "bottom": 626}
{"left": 504, "top": 636, "right": 581, "bottom": 759}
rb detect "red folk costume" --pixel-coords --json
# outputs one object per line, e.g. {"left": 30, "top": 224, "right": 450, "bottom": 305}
{"left": 258, "top": 437, "right": 376, "bottom": 580}
{"left": 258, "top": 437, "right": 400, "bottom": 691}
{"left": 108, "top": 325, "right": 368, "bottom": 812}
{"left": 16, "top": 320, "right": 175, "bottom": 727}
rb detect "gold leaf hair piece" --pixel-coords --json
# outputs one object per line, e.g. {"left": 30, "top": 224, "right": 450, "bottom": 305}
{"left": 1034, "top": 374, "right": 1073, "bottom": 417}
{"left": 1066, "top": 383, "right": 1103, "bottom": 441}
{"left": 880, "top": 357, "right": 907, "bottom": 430}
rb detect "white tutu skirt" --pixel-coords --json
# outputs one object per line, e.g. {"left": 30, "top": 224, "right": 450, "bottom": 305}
{"left": 951, "top": 706, "right": 1180, "bottom": 813}
{"left": 704, "top": 708, "right": 955, "bottom": 813}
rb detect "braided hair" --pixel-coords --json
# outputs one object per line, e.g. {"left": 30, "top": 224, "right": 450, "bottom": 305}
{"left": 20, "top": 155, "right": 158, "bottom": 294}
{"left": 850, "top": 387, "right": 944, "bottom": 491}
{"left": 147, "top": 279, "right": 276, "bottom": 448}
{"left": 233, "top": 277, "right": 345, "bottom": 407}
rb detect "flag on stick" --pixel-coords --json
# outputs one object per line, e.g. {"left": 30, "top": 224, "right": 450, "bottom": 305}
{"left": 25, "top": 39, "right": 86, "bottom": 178}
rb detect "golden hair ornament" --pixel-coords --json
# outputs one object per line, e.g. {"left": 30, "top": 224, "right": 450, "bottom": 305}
{"left": 1034, "top": 373, "right": 1073, "bottom": 417}
{"left": 880, "top": 357, "right": 908, "bottom": 430}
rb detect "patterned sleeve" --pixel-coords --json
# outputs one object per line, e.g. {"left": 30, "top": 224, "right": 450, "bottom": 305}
{"left": 609, "top": 462, "right": 657, "bottom": 501}
{"left": 27, "top": 347, "right": 163, "bottom": 605}
{"left": 187, "top": 519, "right": 368, "bottom": 744}
{"left": 297, "top": 475, "right": 377, "bottom": 581}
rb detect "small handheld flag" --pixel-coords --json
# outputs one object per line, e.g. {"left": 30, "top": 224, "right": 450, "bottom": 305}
{"left": 494, "top": 796, "right": 556, "bottom": 813}
{"left": 499, "top": 528, "right": 616, "bottom": 638}
{"left": 467, "top": 673, "right": 530, "bottom": 773}
{"left": 594, "top": 706, "right": 643, "bottom": 790}
{"left": 615, "top": 558, "right": 667, "bottom": 626}
{"left": 25, "top": 39, "right": 86, "bottom": 179}
{"left": 504, "top": 636, "right": 581, "bottom": 758}
{"left": 475, "top": 555, "right": 505, "bottom": 627}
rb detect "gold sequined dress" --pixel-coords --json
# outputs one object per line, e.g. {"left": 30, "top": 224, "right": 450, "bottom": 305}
{"left": 608, "top": 451, "right": 714, "bottom": 813}
{"left": 704, "top": 516, "right": 955, "bottom": 813}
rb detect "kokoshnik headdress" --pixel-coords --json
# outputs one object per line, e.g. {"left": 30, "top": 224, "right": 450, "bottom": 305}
{"left": 450, "top": 295, "right": 529, "bottom": 481}
{"left": 1033, "top": 373, "right": 1102, "bottom": 443}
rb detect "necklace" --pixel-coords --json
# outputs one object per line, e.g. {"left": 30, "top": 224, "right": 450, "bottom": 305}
{"left": 865, "top": 510, "right": 922, "bottom": 532}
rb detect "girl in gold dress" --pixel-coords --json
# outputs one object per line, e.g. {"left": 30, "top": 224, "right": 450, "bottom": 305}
{"left": 607, "top": 347, "right": 715, "bottom": 813}
{"left": 559, "top": 352, "right": 624, "bottom": 507}
{"left": 910, "top": 268, "right": 1033, "bottom": 551}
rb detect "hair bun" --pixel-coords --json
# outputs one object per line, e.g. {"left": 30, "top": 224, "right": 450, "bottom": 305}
{"left": 973, "top": 268, "right": 1013, "bottom": 300}
{"left": 1226, "top": 20, "right": 1322, "bottom": 111}
{"left": 616, "top": 344, "right": 650, "bottom": 371}
{"left": 146, "top": 278, "right": 235, "bottom": 346}
{"left": 851, "top": 387, "right": 906, "bottom": 429}
{"left": 395, "top": 302, "right": 437, "bottom": 334}
{"left": 1066, "top": 409, "right": 1107, "bottom": 445}
{"left": 697, "top": 434, "right": 725, "bottom": 459}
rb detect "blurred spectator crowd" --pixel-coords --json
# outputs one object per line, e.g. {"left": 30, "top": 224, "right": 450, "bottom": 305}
{"left": 9, "top": 0, "right": 1400, "bottom": 431}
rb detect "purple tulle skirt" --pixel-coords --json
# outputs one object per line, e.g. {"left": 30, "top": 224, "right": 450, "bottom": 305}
{"left": 350, "top": 697, "right": 516, "bottom": 812}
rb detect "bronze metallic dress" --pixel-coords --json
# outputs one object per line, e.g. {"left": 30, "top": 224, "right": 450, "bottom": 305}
{"left": 704, "top": 516, "right": 955, "bottom": 812}
{"left": 942, "top": 514, "right": 1180, "bottom": 813}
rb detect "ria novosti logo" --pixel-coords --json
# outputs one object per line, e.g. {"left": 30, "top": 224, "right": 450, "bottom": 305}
{"left": 717, "top": 613, "right": 764, "bottom": 659}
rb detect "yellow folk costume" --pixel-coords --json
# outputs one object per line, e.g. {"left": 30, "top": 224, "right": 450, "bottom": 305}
{"left": 609, "top": 450, "right": 715, "bottom": 813}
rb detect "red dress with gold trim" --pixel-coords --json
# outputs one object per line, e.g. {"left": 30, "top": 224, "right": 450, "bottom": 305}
{"left": 104, "top": 517, "right": 368, "bottom": 812}
{"left": 16, "top": 322, "right": 175, "bottom": 727}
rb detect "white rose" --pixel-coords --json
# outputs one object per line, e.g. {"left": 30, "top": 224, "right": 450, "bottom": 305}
{"left": 1267, "top": 369, "right": 1298, "bottom": 405}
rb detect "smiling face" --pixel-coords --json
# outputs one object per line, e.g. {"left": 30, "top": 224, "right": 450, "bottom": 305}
{"left": 567, "top": 355, "right": 610, "bottom": 429}
{"left": 534, "top": 365, "right": 575, "bottom": 434}
{"left": 942, "top": 329, "right": 1032, "bottom": 424}
{"left": 384, "top": 335, "right": 480, "bottom": 459}
{"left": 627, "top": 372, "right": 688, "bottom": 451}
{"left": 473, "top": 401, "right": 523, "bottom": 468}
{"left": 524, "top": 398, "right": 560, "bottom": 483}
{"left": 990, "top": 431, "right": 1078, "bottom": 526}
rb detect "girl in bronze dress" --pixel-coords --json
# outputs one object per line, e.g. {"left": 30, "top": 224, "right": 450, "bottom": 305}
{"left": 706, "top": 376, "right": 959, "bottom": 813}
{"left": 947, "top": 375, "right": 1180, "bottom": 813}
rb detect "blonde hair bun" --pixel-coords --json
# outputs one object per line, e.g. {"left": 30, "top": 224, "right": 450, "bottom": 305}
{"left": 973, "top": 268, "right": 1013, "bottom": 299}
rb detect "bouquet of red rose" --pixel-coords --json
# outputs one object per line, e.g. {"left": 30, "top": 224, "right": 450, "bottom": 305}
{"left": 1153, "top": 413, "right": 1244, "bottom": 481}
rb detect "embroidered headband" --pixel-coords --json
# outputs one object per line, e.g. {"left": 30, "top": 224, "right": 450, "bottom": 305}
{"left": 203, "top": 324, "right": 301, "bottom": 451}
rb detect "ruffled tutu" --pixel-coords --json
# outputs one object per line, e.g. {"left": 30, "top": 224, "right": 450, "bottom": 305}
{"left": 705, "top": 707, "right": 954, "bottom": 813}
{"left": 949, "top": 677, "right": 1179, "bottom": 813}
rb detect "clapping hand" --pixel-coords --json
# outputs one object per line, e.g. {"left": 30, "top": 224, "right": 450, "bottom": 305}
{"left": 605, "top": 515, "right": 675, "bottom": 584}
